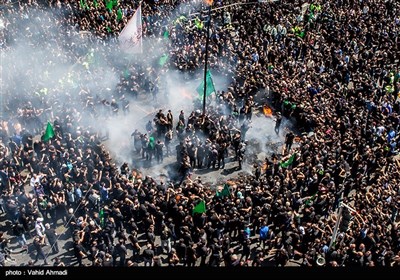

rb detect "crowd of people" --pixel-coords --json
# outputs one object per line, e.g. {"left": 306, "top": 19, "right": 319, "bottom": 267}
{"left": 1, "top": 0, "right": 400, "bottom": 268}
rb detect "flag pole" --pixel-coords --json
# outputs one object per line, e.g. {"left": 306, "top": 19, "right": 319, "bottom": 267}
{"left": 202, "top": 2, "right": 212, "bottom": 116}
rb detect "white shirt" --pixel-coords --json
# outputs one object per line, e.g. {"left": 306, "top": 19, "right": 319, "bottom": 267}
{"left": 35, "top": 221, "right": 45, "bottom": 238}
{"left": 30, "top": 174, "right": 42, "bottom": 189}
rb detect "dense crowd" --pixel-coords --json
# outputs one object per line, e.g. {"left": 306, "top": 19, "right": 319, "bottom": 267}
{"left": 1, "top": 0, "right": 400, "bottom": 267}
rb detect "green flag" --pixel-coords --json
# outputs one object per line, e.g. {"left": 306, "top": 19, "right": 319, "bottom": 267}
{"left": 193, "top": 200, "right": 206, "bottom": 214}
{"left": 280, "top": 153, "right": 295, "bottom": 168}
{"left": 105, "top": 0, "right": 117, "bottom": 11}
{"left": 194, "top": 17, "right": 203, "bottom": 29}
{"left": 99, "top": 208, "right": 105, "bottom": 227}
{"left": 216, "top": 184, "right": 230, "bottom": 198}
{"left": 163, "top": 30, "right": 169, "bottom": 39}
{"left": 174, "top": 15, "right": 187, "bottom": 25}
{"left": 80, "top": 0, "right": 89, "bottom": 10}
{"left": 297, "top": 31, "right": 306, "bottom": 38}
{"left": 117, "top": 8, "right": 123, "bottom": 21}
{"left": 159, "top": 54, "right": 169, "bottom": 67}
{"left": 196, "top": 70, "right": 216, "bottom": 99}
{"left": 42, "top": 122, "right": 55, "bottom": 142}
{"left": 148, "top": 136, "right": 155, "bottom": 150}
{"left": 304, "top": 192, "right": 318, "bottom": 206}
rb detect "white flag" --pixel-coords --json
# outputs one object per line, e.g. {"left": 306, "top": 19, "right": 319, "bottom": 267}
{"left": 119, "top": 5, "right": 143, "bottom": 53}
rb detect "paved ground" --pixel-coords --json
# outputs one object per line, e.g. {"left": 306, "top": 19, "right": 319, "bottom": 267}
{"left": 2, "top": 138, "right": 302, "bottom": 267}
{"left": 1, "top": 92, "right": 302, "bottom": 267}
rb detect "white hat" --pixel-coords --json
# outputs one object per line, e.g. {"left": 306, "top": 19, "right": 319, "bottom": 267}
{"left": 36, "top": 217, "right": 44, "bottom": 222}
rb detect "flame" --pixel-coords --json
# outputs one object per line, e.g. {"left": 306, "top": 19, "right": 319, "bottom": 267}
{"left": 204, "top": 0, "right": 214, "bottom": 5}
{"left": 262, "top": 163, "right": 268, "bottom": 171}
{"left": 263, "top": 105, "right": 273, "bottom": 117}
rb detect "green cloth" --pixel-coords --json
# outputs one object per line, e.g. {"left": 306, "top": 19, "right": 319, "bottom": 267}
{"left": 159, "top": 54, "right": 169, "bottom": 67}
{"left": 194, "top": 17, "right": 203, "bottom": 29}
{"left": 163, "top": 30, "right": 169, "bottom": 39}
{"left": 42, "top": 122, "right": 55, "bottom": 142}
{"left": 193, "top": 200, "right": 206, "bottom": 214}
{"left": 174, "top": 15, "right": 187, "bottom": 25}
{"left": 305, "top": 192, "right": 318, "bottom": 206}
{"left": 99, "top": 208, "right": 105, "bottom": 227}
{"left": 105, "top": 0, "right": 117, "bottom": 11}
{"left": 297, "top": 31, "right": 306, "bottom": 38}
{"left": 196, "top": 70, "right": 216, "bottom": 99}
{"left": 292, "top": 26, "right": 305, "bottom": 38}
{"left": 93, "top": 0, "right": 99, "bottom": 8}
{"left": 148, "top": 137, "right": 155, "bottom": 150}
{"left": 117, "top": 8, "right": 123, "bottom": 21}
{"left": 80, "top": 0, "right": 89, "bottom": 10}
{"left": 215, "top": 184, "right": 230, "bottom": 198}
{"left": 280, "top": 153, "right": 295, "bottom": 168}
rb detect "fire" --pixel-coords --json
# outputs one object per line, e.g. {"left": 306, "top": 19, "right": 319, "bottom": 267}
{"left": 262, "top": 162, "right": 268, "bottom": 171}
{"left": 263, "top": 105, "right": 273, "bottom": 117}
{"left": 204, "top": 0, "right": 214, "bottom": 5}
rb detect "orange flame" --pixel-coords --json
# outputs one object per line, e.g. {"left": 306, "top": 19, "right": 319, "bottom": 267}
{"left": 262, "top": 162, "right": 268, "bottom": 171}
{"left": 204, "top": 0, "right": 214, "bottom": 5}
{"left": 263, "top": 105, "right": 272, "bottom": 117}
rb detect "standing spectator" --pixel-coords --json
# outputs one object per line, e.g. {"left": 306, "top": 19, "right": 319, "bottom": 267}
{"left": 285, "top": 131, "right": 295, "bottom": 153}
{"left": 274, "top": 112, "right": 283, "bottom": 135}
{"left": 34, "top": 217, "right": 46, "bottom": 244}
{"left": 12, "top": 222, "right": 28, "bottom": 250}
{"left": 44, "top": 223, "right": 59, "bottom": 254}
{"left": 32, "top": 236, "right": 48, "bottom": 265}
{"left": 142, "top": 243, "right": 155, "bottom": 267}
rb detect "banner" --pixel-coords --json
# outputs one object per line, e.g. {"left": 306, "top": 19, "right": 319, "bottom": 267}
{"left": 196, "top": 70, "right": 216, "bottom": 99}
{"left": 119, "top": 4, "right": 143, "bottom": 53}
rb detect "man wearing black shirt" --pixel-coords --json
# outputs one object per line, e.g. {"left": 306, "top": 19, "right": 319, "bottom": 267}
{"left": 142, "top": 243, "right": 154, "bottom": 267}
{"left": 33, "top": 236, "right": 48, "bottom": 265}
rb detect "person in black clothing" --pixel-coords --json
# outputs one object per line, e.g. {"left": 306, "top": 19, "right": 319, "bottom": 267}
{"left": 155, "top": 140, "right": 164, "bottom": 163}
{"left": 114, "top": 239, "right": 127, "bottom": 267}
{"left": 12, "top": 222, "right": 28, "bottom": 249}
{"left": 208, "top": 238, "right": 222, "bottom": 267}
{"left": 44, "top": 223, "right": 59, "bottom": 254}
{"left": 185, "top": 242, "right": 197, "bottom": 267}
{"left": 33, "top": 236, "right": 48, "bottom": 265}
{"left": 128, "top": 230, "right": 141, "bottom": 261}
{"left": 164, "top": 130, "right": 173, "bottom": 157}
{"left": 285, "top": 131, "right": 295, "bottom": 152}
{"left": 196, "top": 240, "right": 209, "bottom": 266}
{"left": 73, "top": 239, "right": 87, "bottom": 266}
{"left": 142, "top": 243, "right": 154, "bottom": 267}
{"left": 274, "top": 112, "right": 282, "bottom": 135}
